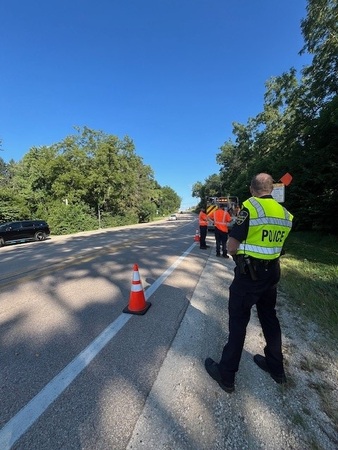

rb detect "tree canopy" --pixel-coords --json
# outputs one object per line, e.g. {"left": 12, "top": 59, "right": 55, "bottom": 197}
{"left": 192, "top": 0, "right": 338, "bottom": 234}
{"left": 0, "top": 127, "right": 181, "bottom": 233}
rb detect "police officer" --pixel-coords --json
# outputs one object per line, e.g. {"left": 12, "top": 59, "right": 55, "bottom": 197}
{"left": 205, "top": 173, "right": 293, "bottom": 392}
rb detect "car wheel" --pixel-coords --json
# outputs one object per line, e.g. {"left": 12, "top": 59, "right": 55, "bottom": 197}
{"left": 0, "top": 237, "right": 4, "bottom": 247}
{"left": 34, "top": 231, "right": 46, "bottom": 241}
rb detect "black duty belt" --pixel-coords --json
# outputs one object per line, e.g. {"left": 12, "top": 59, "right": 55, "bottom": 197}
{"left": 250, "top": 257, "right": 279, "bottom": 266}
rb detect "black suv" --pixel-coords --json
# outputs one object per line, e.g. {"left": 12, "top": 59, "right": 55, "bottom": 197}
{"left": 0, "top": 220, "right": 50, "bottom": 247}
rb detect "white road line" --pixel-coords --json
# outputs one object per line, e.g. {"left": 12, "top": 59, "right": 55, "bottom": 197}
{"left": 0, "top": 242, "right": 197, "bottom": 449}
{"left": 144, "top": 244, "right": 195, "bottom": 299}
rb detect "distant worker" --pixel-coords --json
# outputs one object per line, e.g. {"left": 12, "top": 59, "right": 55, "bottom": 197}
{"left": 208, "top": 204, "right": 232, "bottom": 257}
{"left": 205, "top": 173, "right": 293, "bottom": 393}
{"left": 198, "top": 206, "right": 209, "bottom": 250}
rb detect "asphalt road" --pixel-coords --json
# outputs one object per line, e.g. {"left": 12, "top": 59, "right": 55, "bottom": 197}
{"left": 1, "top": 215, "right": 337, "bottom": 449}
{"left": 0, "top": 214, "right": 210, "bottom": 449}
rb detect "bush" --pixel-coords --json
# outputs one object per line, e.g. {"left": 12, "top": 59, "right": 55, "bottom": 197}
{"left": 99, "top": 211, "right": 138, "bottom": 229}
{"left": 43, "top": 201, "right": 98, "bottom": 235}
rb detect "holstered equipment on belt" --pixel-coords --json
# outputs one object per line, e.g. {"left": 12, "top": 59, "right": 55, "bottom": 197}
{"left": 234, "top": 255, "right": 258, "bottom": 281}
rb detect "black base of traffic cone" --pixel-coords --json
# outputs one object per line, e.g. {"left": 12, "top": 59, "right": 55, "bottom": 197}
{"left": 123, "top": 302, "right": 151, "bottom": 315}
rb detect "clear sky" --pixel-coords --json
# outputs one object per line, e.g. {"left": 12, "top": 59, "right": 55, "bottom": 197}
{"left": 1, "top": 0, "right": 310, "bottom": 209}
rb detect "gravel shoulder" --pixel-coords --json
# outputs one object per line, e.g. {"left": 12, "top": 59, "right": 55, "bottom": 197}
{"left": 127, "top": 252, "right": 338, "bottom": 450}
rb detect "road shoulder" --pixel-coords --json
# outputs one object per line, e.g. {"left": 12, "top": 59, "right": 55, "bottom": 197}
{"left": 127, "top": 253, "right": 338, "bottom": 450}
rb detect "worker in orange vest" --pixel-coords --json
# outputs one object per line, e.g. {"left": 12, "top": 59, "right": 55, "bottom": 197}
{"left": 198, "top": 206, "right": 210, "bottom": 249}
{"left": 208, "top": 204, "right": 232, "bottom": 257}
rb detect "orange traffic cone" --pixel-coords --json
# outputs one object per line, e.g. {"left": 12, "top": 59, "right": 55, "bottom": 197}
{"left": 194, "top": 229, "right": 200, "bottom": 242}
{"left": 123, "top": 264, "right": 151, "bottom": 315}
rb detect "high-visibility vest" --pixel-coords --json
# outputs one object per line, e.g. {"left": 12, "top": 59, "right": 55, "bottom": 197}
{"left": 237, "top": 197, "right": 293, "bottom": 260}
{"left": 209, "top": 208, "right": 231, "bottom": 232}
{"left": 199, "top": 211, "right": 208, "bottom": 226}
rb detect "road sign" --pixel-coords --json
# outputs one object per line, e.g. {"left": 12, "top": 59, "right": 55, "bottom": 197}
{"left": 272, "top": 183, "right": 285, "bottom": 203}
{"left": 280, "top": 172, "right": 293, "bottom": 186}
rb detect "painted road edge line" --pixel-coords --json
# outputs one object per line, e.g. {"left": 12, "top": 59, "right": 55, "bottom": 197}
{"left": 0, "top": 242, "right": 197, "bottom": 449}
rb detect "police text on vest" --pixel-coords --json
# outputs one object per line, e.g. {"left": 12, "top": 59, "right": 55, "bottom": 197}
{"left": 261, "top": 229, "right": 285, "bottom": 242}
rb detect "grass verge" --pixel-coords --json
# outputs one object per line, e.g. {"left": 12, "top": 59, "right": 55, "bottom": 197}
{"left": 279, "top": 231, "right": 338, "bottom": 341}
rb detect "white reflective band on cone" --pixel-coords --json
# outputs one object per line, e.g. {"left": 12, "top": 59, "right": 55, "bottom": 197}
{"left": 131, "top": 284, "right": 143, "bottom": 292}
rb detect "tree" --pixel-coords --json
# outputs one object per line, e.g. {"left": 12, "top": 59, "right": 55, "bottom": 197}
{"left": 192, "top": 173, "right": 233, "bottom": 209}
{"left": 0, "top": 158, "right": 31, "bottom": 221}
{"left": 300, "top": 0, "right": 338, "bottom": 101}
{"left": 158, "top": 186, "right": 181, "bottom": 215}
{"left": 194, "top": 0, "right": 338, "bottom": 233}
{"left": 4, "top": 126, "right": 181, "bottom": 233}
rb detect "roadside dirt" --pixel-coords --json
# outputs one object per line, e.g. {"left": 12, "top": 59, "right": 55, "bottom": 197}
{"left": 127, "top": 255, "right": 338, "bottom": 450}
{"left": 277, "top": 291, "right": 338, "bottom": 449}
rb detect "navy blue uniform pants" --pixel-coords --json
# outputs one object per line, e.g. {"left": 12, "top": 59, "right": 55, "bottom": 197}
{"left": 219, "top": 260, "right": 284, "bottom": 383}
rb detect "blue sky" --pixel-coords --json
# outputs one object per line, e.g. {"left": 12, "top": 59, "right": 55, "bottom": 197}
{"left": 1, "top": 0, "right": 310, "bottom": 209}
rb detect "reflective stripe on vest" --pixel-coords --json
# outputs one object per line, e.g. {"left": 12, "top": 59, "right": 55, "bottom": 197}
{"left": 213, "top": 209, "right": 230, "bottom": 232}
{"left": 214, "top": 210, "right": 228, "bottom": 227}
{"left": 237, "top": 197, "right": 293, "bottom": 260}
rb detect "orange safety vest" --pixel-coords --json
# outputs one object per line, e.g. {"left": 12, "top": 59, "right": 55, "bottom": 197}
{"left": 209, "top": 208, "right": 231, "bottom": 232}
{"left": 199, "top": 211, "right": 208, "bottom": 226}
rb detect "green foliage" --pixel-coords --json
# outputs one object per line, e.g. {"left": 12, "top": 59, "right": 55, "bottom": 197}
{"left": 45, "top": 201, "right": 98, "bottom": 235}
{"left": 98, "top": 211, "right": 138, "bottom": 228}
{"left": 300, "top": 0, "right": 338, "bottom": 101}
{"left": 280, "top": 231, "right": 338, "bottom": 340}
{"left": 192, "top": 0, "right": 338, "bottom": 234}
{"left": 157, "top": 186, "right": 181, "bottom": 215}
{"left": 0, "top": 157, "right": 31, "bottom": 221}
{"left": 192, "top": 173, "right": 229, "bottom": 209}
{"left": 1, "top": 128, "right": 181, "bottom": 233}
{"left": 138, "top": 199, "right": 157, "bottom": 223}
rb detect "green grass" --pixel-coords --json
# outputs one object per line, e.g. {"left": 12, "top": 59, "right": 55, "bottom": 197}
{"left": 279, "top": 231, "right": 338, "bottom": 341}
